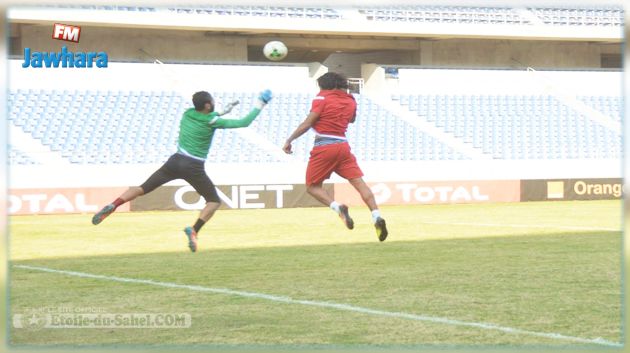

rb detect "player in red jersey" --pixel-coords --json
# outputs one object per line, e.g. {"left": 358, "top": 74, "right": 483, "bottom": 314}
{"left": 282, "top": 72, "right": 388, "bottom": 241}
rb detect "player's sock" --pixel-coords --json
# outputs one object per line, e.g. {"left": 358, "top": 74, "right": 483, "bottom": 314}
{"left": 371, "top": 209, "right": 381, "bottom": 224}
{"left": 193, "top": 218, "right": 205, "bottom": 233}
{"left": 112, "top": 197, "right": 125, "bottom": 209}
{"left": 330, "top": 201, "right": 341, "bottom": 214}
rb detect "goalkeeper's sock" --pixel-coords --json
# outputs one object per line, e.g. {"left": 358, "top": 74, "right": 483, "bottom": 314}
{"left": 330, "top": 201, "right": 341, "bottom": 214}
{"left": 193, "top": 218, "right": 206, "bottom": 233}
{"left": 112, "top": 198, "right": 125, "bottom": 209}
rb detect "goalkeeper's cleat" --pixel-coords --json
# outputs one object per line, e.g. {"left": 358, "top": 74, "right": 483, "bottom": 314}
{"left": 184, "top": 226, "right": 198, "bottom": 253}
{"left": 375, "top": 217, "right": 388, "bottom": 242}
{"left": 92, "top": 204, "right": 115, "bottom": 225}
{"left": 258, "top": 89, "right": 273, "bottom": 104}
{"left": 338, "top": 204, "right": 354, "bottom": 230}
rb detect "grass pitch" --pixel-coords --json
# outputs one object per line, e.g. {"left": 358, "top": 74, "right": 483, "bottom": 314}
{"left": 9, "top": 200, "right": 622, "bottom": 348}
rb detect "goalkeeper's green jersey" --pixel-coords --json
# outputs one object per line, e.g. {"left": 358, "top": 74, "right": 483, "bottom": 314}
{"left": 177, "top": 107, "right": 262, "bottom": 160}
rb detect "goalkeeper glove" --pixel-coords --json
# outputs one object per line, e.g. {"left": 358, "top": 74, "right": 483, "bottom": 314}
{"left": 254, "top": 89, "right": 272, "bottom": 109}
{"left": 259, "top": 89, "right": 273, "bottom": 104}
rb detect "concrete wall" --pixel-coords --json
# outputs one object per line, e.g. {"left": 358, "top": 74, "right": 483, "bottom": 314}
{"left": 421, "top": 39, "right": 609, "bottom": 69}
{"left": 15, "top": 24, "right": 249, "bottom": 63}
{"left": 323, "top": 50, "right": 419, "bottom": 78}
{"left": 13, "top": 24, "right": 619, "bottom": 70}
{"left": 9, "top": 60, "right": 316, "bottom": 95}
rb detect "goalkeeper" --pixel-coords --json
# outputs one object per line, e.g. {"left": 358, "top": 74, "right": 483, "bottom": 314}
{"left": 92, "top": 90, "right": 273, "bottom": 252}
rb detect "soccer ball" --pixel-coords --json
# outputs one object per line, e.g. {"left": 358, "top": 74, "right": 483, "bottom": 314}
{"left": 263, "top": 41, "right": 288, "bottom": 61}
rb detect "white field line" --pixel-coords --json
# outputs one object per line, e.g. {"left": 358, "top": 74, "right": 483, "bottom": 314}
{"left": 419, "top": 221, "right": 620, "bottom": 232}
{"left": 14, "top": 264, "right": 622, "bottom": 347}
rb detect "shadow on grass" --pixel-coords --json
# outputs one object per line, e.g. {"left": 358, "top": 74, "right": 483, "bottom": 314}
{"left": 11, "top": 229, "right": 621, "bottom": 275}
{"left": 9, "top": 231, "right": 622, "bottom": 347}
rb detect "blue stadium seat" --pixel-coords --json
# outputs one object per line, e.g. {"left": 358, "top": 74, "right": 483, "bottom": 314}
{"left": 402, "top": 93, "right": 621, "bottom": 160}
{"left": 8, "top": 88, "right": 622, "bottom": 164}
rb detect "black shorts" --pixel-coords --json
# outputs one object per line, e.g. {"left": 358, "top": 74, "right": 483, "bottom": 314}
{"left": 140, "top": 153, "right": 220, "bottom": 203}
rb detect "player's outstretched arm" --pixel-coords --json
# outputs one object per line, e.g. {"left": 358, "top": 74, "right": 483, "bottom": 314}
{"left": 210, "top": 90, "right": 272, "bottom": 129}
{"left": 282, "top": 111, "right": 320, "bottom": 154}
{"left": 216, "top": 100, "right": 239, "bottom": 116}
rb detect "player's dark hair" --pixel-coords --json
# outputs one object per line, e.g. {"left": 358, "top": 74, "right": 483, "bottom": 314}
{"left": 192, "top": 91, "right": 214, "bottom": 111}
{"left": 317, "top": 72, "right": 349, "bottom": 90}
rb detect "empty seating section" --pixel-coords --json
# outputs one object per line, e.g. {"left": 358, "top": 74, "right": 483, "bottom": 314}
{"left": 247, "top": 93, "right": 468, "bottom": 162}
{"left": 526, "top": 7, "right": 623, "bottom": 26}
{"left": 397, "top": 94, "right": 621, "bottom": 160}
{"left": 358, "top": 6, "right": 530, "bottom": 25}
{"left": 8, "top": 90, "right": 282, "bottom": 165}
{"left": 44, "top": 4, "right": 157, "bottom": 12}
{"left": 351, "top": 96, "right": 468, "bottom": 161}
{"left": 35, "top": 5, "right": 623, "bottom": 27}
{"left": 246, "top": 92, "right": 315, "bottom": 162}
{"left": 8, "top": 147, "right": 39, "bottom": 165}
{"left": 9, "top": 90, "right": 621, "bottom": 164}
{"left": 576, "top": 95, "right": 623, "bottom": 121}
{"left": 40, "top": 4, "right": 341, "bottom": 19}
{"left": 168, "top": 6, "right": 342, "bottom": 19}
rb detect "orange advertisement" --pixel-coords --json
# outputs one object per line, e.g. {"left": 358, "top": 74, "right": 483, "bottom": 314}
{"left": 334, "top": 180, "right": 521, "bottom": 206}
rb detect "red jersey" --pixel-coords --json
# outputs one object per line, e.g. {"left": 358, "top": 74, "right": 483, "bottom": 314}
{"left": 310, "top": 89, "right": 356, "bottom": 138}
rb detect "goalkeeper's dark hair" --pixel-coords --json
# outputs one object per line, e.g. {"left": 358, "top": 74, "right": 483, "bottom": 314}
{"left": 192, "top": 91, "right": 214, "bottom": 111}
{"left": 317, "top": 72, "right": 349, "bottom": 90}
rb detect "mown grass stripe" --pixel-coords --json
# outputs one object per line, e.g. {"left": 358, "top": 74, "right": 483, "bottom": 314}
{"left": 13, "top": 264, "right": 622, "bottom": 347}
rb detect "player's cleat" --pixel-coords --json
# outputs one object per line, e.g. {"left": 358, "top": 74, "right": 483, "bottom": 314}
{"left": 184, "top": 226, "right": 198, "bottom": 253}
{"left": 91, "top": 204, "right": 115, "bottom": 225}
{"left": 375, "top": 217, "right": 388, "bottom": 242}
{"left": 338, "top": 204, "right": 354, "bottom": 230}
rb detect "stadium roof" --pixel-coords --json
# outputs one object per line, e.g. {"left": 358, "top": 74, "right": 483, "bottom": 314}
{"left": 8, "top": 5, "right": 623, "bottom": 42}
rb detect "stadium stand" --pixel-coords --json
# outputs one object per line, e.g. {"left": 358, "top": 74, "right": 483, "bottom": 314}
{"left": 45, "top": 4, "right": 158, "bottom": 12}
{"left": 351, "top": 95, "right": 469, "bottom": 161}
{"left": 248, "top": 93, "right": 469, "bottom": 162}
{"left": 358, "top": 5, "right": 623, "bottom": 26}
{"left": 44, "top": 4, "right": 343, "bottom": 19}
{"left": 358, "top": 6, "right": 531, "bottom": 25}
{"left": 9, "top": 87, "right": 621, "bottom": 165}
{"left": 526, "top": 6, "right": 624, "bottom": 26}
{"left": 576, "top": 95, "right": 622, "bottom": 118}
{"left": 8, "top": 146, "right": 39, "bottom": 165}
{"left": 36, "top": 4, "right": 623, "bottom": 27}
{"left": 8, "top": 89, "right": 470, "bottom": 165}
{"left": 395, "top": 93, "right": 621, "bottom": 160}
{"left": 167, "top": 6, "right": 343, "bottom": 19}
{"left": 8, "top": 89, "right": 284, "bottom": 165}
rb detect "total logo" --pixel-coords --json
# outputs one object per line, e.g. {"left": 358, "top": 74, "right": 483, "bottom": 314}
{"left": 8, "top": 192, "right": 98, "bottom": 214}
{"left": 371, "top": 183, "right": 490, "bottom": 204}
